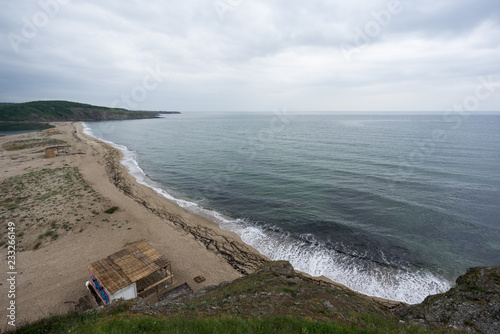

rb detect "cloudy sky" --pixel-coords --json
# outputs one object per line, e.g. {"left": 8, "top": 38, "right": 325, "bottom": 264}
{"left": 1, "top": 0, "right": 499, "bottom": 112}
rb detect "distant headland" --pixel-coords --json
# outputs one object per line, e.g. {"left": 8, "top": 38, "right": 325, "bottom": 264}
{"left": 0, "top": 100, "right": 179, "bottom": 131}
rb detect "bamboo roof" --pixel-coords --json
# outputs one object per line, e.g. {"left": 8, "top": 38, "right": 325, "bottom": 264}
{"left": 88, "top": 241, "right": 170, "bottom": 294}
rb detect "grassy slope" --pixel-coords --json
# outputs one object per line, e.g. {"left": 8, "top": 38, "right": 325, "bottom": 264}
{"left": 8, "top": 262, "right": 462, "bottom": 334}
{"left": 0, "top": 100, "right": 158, "bottom": 122}
{"left": 0, "top": 122, "right": 54, "bottom": 131}
{"left": 7, "top": 313, "right": 439, "bottom": 334}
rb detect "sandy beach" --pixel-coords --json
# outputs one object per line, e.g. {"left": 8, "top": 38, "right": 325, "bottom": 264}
{"left": 0, "top": 122, "right": 404, "bottom": 331}
{"left": 0, "top": 122, "right": 269, "bottom": 329}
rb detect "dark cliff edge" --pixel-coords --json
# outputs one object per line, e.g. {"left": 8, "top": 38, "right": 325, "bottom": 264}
{"left": 395, "top": 266, "right": 500, "bottom": 333}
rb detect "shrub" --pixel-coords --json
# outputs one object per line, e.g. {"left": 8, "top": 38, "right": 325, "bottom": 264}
{"left": 104, "top": 206, "right": 119, "bottom": 214}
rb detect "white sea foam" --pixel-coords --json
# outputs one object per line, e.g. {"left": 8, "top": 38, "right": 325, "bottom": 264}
{"left": 218, "top": 220, "right": 452, "bottom": 304}
{"left": 82, "top": 122, "right": 452, "bottom": 304}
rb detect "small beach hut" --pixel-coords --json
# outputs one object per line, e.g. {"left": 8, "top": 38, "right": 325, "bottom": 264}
{"left": 87, "top": 241, "right": 173, "bottom": 305}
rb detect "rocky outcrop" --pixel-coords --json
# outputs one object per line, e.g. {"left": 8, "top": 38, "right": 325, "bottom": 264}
{"left": 395, "top": 266, "right": 500, "bottom": 333}
{"left": 254, "top": 260, "right": 295, "bottom": 277}
{"left": 127, "top": 260, "right": 392, "bottom": 324}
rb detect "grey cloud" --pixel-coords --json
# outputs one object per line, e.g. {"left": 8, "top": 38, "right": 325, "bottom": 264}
{"left": 388, "top": 0, "right": 500, "bottom": 38}
{"left": 0, "top": 0, "right": 499, "bottom": 112}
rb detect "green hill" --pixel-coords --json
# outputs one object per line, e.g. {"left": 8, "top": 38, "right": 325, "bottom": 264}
{"left": 0, "top": 100, "right": 160, "bottom": 122}
{"left": 9, "top": 261, "right": 472, "bottom": 334}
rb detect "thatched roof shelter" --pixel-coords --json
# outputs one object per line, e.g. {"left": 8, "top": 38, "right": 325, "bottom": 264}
{"left": 87, "top": 241, "right": 172, "bottom": 304}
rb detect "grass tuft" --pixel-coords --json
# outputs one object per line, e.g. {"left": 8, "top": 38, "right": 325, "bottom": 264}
{"left": 104, "top": 206, "right": 119, "bottom": 214}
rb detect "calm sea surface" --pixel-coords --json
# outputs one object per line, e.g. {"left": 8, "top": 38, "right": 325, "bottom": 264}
{"left": 84, "top": 114, "right": 500, "bottom": 303}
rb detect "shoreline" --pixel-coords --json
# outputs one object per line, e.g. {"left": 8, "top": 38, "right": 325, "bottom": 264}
{"left": 80, "top": 122, "right": 404, "bottom": 308}
{"left": 78, "top": 122, "right": 269, "bottom": 275}
{"left": 83, "top": 117, "right": 456, "bottom": 305}
{"left": 0, "top": 122, "right": 401, "bottom": 329}
{"left": 0, "top": 122, "right": 268, "bottom": 329}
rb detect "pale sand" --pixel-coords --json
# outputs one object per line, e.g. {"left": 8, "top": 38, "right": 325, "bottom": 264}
{"left": 0, "top": 122, "right": 268, "bottom": 329}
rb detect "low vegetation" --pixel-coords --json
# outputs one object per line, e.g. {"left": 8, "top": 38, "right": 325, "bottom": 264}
{"left": 7, "top": 312, "right": 440, "bottom": 334}
{"left": 0, "top": 167, "right": 112, "bottom": 250}
{"left": 0, "top": 100, "right": 159, "bottom": 122}
{"left": 104, "top": 206, "right": 119, "bottom": 214}
{"left": 0, "top": 121, "right": 53, "bottom": 132}
{"left": 2, "top": 137, "right": 66, "bottom": 151}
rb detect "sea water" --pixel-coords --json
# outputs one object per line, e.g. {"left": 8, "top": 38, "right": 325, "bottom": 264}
{"left": 84, "top": 113, "right": 500, "bottom": 304}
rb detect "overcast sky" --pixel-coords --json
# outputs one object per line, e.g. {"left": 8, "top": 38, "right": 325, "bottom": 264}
{"left": 1, "top": 0, "right": 499, "bottom": 112}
